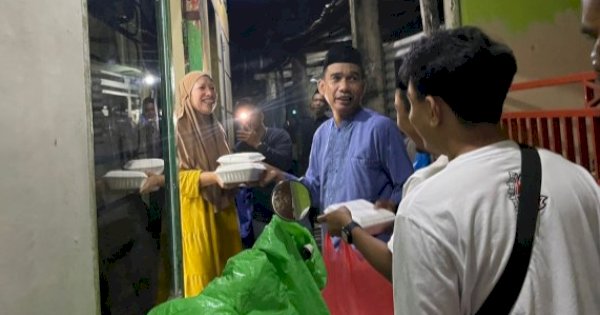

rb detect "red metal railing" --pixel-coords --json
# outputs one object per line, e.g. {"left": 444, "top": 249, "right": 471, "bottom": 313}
{"left": 502, "top": 72, "right": 600, "bottom": 182}
{"left": 509, "top": 72, "right": 599, "bottom": 108}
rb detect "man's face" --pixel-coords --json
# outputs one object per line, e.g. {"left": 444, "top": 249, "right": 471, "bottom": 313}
{"left": 310, "top": 93, "right": 328, "bottom": 118}
{"left": 144, "top": 102, "right": 156, "bottom": 120}
{"left": 318, "top": 63, "right": 365, "bottom": 119}
{"left": 407, "top": 83, "right": 439, "bottom": 154}
{"left": 235, "top": 105, "right": 262, "bottom": 131}
{"left": 582, "top": 0, "right": 600, "bottom": 79}
{"left": 394, "top": 89, "right": 425, "bottom": 152}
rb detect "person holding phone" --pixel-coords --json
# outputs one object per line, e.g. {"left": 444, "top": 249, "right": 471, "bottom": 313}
{"left": 234, "top": 98, "right": 293, "bottom": 246}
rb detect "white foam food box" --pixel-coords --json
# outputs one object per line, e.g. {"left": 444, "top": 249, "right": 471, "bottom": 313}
{"left": 215, "top": 162, "right": 266, "bottom": 184}
{"left": 104, "top": 170, "right": 148, "bottom": 191}
{"left": 217, "top": 152, "right": 265, "bottom": 165}
{"left": 124, "top": 158, "right": 164, "bottom": 175}
{"left": 324, "top": 199, "right": 395, "bottom": 235}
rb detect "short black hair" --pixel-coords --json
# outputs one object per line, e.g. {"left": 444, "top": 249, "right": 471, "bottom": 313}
{"left": 400, "top": 26, "right": 517, "bottom": 124}
{"left": 395, "top": 63, "right": 410, "bottom": 112}
{"left": 396, "top": 86, "right": 411, "bottom": 112}
{"left": 394, "top": 59, "right": 408, "bottom": 90}
{"left": 322, "top": 45, "right": 364, "bottom": 76}
{"left": 142, "top": 97, "right": 154, "bottom": 106}
{"left": 235, "top": 97, "right": 254, "bottom": 107}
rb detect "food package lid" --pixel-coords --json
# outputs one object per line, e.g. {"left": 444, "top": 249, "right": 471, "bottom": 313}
{"left": 123, "top": 158, "right": 164, "bottom": 170}
{"left": 103, "top": 170, "right": 148, "bottom": 178}
{"left": 217, "top": 152, "right": 265, "bottom": 164}
{"left": 324, "top": 199, "right": 395, "bottom": 233}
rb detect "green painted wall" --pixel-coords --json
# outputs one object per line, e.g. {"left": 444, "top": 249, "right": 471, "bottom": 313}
{"left": 186, "top": 21, "right": 203, "bottom": 71}
{"left": 461, "top": 0, "right": 580, "bottom": 33}
{"left": 459, "top": 0, "right": 591, "bottom": 111}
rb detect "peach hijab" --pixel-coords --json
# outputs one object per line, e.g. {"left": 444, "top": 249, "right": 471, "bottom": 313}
{"left": 175, "top": 71, "right": 232, "bottom": 211}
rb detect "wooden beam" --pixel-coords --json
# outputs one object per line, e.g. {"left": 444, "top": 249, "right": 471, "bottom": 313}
{"left": 349, "top": 0, "right": 386, "bottom": 114}
{"left": 420, "top": 0, "right": 441, "bottom": 34}
{"left": 443, "top": 0, "right": 461, "bottom": 28}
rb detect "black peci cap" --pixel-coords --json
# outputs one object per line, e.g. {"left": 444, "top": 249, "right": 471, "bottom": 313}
{"left": 322, "top": 45, "right": 364, "bottom": 74}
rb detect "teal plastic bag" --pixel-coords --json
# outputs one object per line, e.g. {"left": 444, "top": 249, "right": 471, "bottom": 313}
{"left": 148, "top": 216, "right": 329, "bottom": 315}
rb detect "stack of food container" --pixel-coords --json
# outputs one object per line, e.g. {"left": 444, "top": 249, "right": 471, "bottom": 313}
{"left": 103, "top": 158, "right": 164, "bottom": 191}
{"left": 215, "top": 152, "right": 266, "bottom": 185}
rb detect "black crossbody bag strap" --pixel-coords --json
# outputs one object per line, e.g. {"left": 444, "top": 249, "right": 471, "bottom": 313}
{"left": 475, "top": 144, "right": 542, "bottom": 315}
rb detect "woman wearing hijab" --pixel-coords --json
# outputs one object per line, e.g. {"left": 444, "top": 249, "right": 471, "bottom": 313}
{"left": 175, "top": 71, "right": 242, "bottom": 296}
{"left": 142, "top": 71, "right": 242, "bottom": 297}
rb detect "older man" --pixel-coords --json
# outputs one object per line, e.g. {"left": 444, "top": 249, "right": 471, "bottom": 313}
{"left": 265, "top": 45, "right": 413, "bottom": 314}
{"left": 303, "top": 46, "right": 412, "bottom": 211}
{"left": 318, "top": 75, "right": 448, "bottom": 283}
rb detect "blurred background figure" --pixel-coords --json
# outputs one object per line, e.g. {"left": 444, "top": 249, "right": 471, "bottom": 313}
{"left": 298, "top": 90, "right": 330, "bottom": 175}
{"left": 234, "top": 98, "right": 293, "bottom": 247}
{"left": 309, "top": 90, "right": 330, "bottom": 128}
{"left": 136, "top": 97, "right": 164, "bottom": 245}
{"left": 137, "top": 97, "right": 162, "bottom": 159}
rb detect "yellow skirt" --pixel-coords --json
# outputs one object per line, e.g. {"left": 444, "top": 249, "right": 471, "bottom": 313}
{"left": 179, "top": 170, "right": 242, "bottom": 297}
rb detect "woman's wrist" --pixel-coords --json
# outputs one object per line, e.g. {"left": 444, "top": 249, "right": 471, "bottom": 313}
{"left": 200, "top": 171, "right": 219, "bottom": 187}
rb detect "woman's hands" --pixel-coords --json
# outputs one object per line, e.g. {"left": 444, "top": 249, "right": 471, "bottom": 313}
{"left": 259, "top": 162, "right": 285, "bottom": 186}
{"left": 139, "top": 164, "right": 285, "bottom": 193}
{"left": 140, "top": 173, "right": 165, "bottom": 194}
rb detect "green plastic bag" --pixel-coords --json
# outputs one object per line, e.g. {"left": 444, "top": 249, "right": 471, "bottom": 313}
{"left": 148, "top": 216, "right": 329, "bottom": 315}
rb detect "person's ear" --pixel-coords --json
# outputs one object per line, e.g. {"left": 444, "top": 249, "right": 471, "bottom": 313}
{"left": 318, "top": 79, "right": 329, "bottom": 104}
{"left": 425, "top": 96, "right": 442, "bottom": 127}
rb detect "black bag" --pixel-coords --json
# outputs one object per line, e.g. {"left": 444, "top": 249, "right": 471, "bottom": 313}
{"left": 475, "top": 144, "right": 542, "bottom": 315}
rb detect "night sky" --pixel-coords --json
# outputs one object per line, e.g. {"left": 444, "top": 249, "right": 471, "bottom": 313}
{"left": 227, "top": 0, "right": 330, "bottom": 65}
{"left": 227, "top": 0, "right": 424, "bottom": 71}
{"left": 228, "top": 0, "right": 329, "bottom": 51}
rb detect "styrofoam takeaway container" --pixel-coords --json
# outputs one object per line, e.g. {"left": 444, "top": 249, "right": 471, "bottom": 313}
{"left": 104, "top": 170, "right": 148, "bottom": 191}
{"left": 217, "top": 152, "right": 265, "bottom": 165}
{"left": 215, "top": 162, "right": 266, "bottom": 184}
{"left": 123, "top": 158, "right": 164, "bottom": 175}
{"left": 324, "top": 199, "right": 395, "bottom": 235}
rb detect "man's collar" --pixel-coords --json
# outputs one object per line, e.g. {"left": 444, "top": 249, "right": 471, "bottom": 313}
{"left": 334, "top": 107, "right": 364, "bottom": 127}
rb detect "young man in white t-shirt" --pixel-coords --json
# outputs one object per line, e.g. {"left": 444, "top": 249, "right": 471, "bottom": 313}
{"left": 323, "top": 26, "right": 600, "bottom": 314}
{"left": 397, "top": 26, "right": 600, "bottom": 315}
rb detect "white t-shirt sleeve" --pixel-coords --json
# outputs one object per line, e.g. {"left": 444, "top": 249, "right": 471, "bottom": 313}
{"left": 388, "top": 156, "right": 449, "bottom": 253}
{"left": 393, "top": 215, "right": 460, "bottom": 315}
{"left": 388, "top": 173, "right": 426, "bottom": 253}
